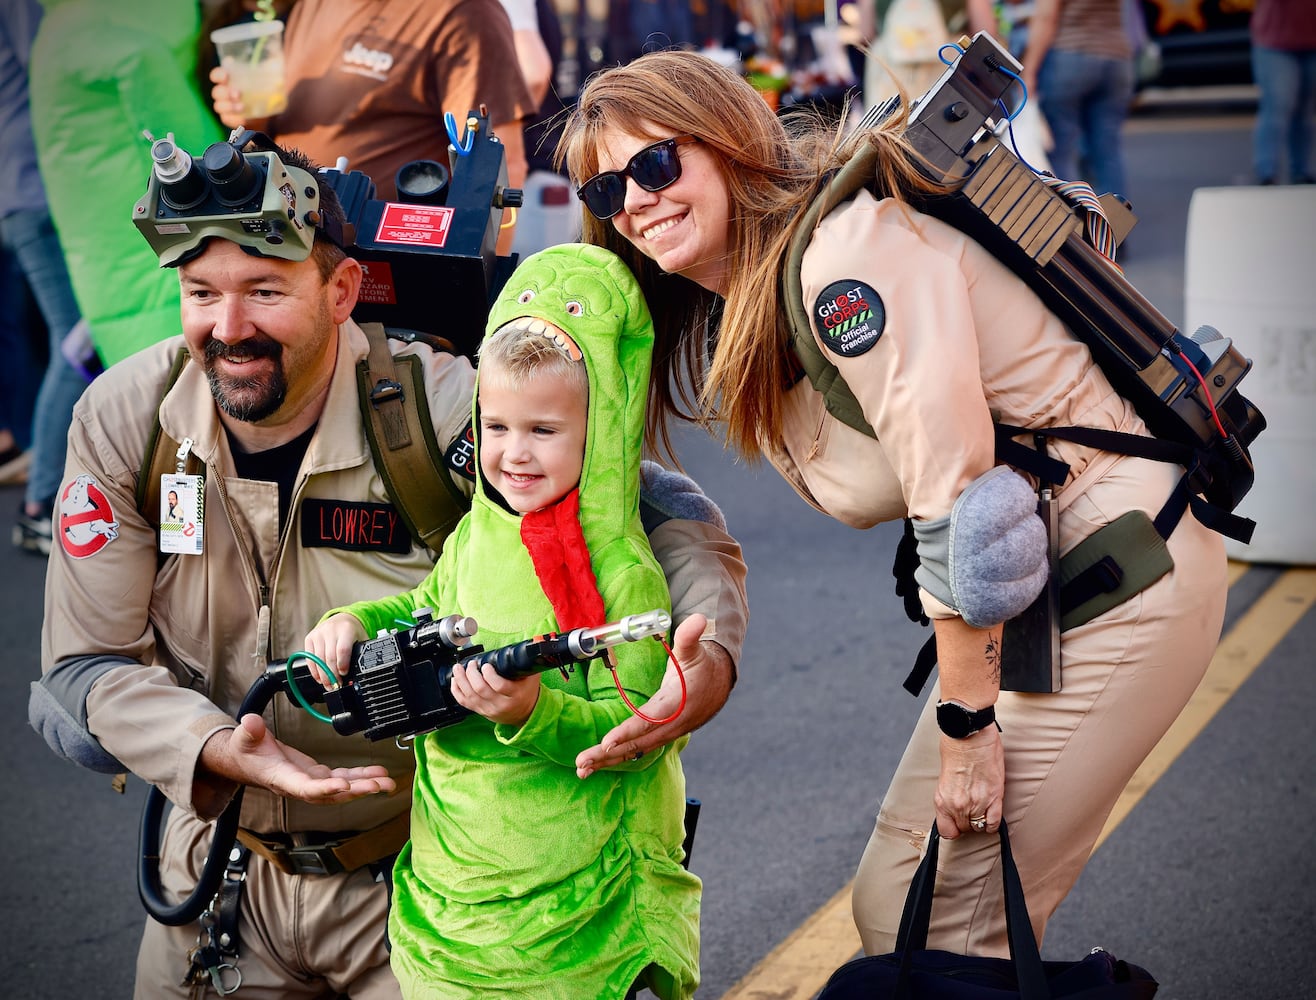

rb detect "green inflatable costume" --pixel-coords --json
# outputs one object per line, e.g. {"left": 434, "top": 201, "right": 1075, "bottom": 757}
{"left": 338, "top": 244, "right": 700, "bottom": 999}
{"left": 30, "top": 0, "right": 223, "bottom": 367}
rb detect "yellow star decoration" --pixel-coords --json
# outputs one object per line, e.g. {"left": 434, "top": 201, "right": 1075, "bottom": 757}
{"left": 1146, "top": 0, "right": 1209, "bottom": 34}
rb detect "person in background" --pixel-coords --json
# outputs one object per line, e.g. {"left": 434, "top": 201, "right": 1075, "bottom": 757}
{"left": 207, "top": 0, "right": 534, "bottom": 254}
{"left": 858, "top": 0, "right": 959, "bottom": 114}
{"left": 1, "top": 0, "right": 89, "bottom": 554}
{"left": 1249, "top": 0, "right": 1316, "bottom": 185}
{"left": 29, "top": 0, "right": 224, "bottom": 369}
{"left": 501, "top": 0, "right": 554, "bottom": 109}
{"left": 1020, "top": 0, "right": 1135, "bottom": 199}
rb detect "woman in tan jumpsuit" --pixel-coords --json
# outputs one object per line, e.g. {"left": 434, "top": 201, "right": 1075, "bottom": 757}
{"left": 559, "top": 50, "right": 1228, "bottom": 956}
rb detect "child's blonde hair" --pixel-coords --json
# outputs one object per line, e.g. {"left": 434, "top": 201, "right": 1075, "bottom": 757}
{"left": 478, "top": 325, "right": 589, "bottom": 401}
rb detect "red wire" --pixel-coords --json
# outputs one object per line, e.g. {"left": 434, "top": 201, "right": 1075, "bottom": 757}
{"left": 608, "top": 635, "right": 687, "bottom": 725}
{"left": 1176, "top": 347, "right": 1231, "bottom": 440}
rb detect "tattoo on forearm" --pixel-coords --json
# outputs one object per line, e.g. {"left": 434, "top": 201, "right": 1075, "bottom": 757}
{"left": 985, "top": 635, "right": 1001, "bottom": 682}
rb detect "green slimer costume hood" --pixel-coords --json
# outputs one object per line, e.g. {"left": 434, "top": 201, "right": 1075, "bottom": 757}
{"left": 478, "top": 241, "right": 656, "bottom": 578}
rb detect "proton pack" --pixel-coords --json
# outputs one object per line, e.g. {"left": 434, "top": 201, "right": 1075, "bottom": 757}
{"left": 132, "top": 110, "right": 527, "bottom": 553}
{"left": 305, "top": 608, "right": 671, "bottom": 743}
{"left": 784, "top": 31, "right": 1264, "bottom": 545}
{"left": 138, "top": 609, "right": 670, "bottom": 927}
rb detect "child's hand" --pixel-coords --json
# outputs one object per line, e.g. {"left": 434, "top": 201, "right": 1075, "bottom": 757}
{"left": 301, "top": 614, "right": 366, "bottom": 689}
{"left": 450, "top": 660, "right": 541, "bottom": 727}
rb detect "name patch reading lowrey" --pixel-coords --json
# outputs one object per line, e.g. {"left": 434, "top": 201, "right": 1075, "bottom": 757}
{"left": 301, "top": 499, "right": 411, "bottom": 553}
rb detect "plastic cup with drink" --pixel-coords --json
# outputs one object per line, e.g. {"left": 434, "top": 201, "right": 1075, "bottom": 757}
{"left": 210, "top": 19, "right": 288, "bottom": 119}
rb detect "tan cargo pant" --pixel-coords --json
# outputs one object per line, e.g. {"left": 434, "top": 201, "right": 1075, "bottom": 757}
{"left": 852, "top": 456, "right": 1229, "bottom": 956}
{"left": 134, "top": 808, "right": 400, "bottom": 999}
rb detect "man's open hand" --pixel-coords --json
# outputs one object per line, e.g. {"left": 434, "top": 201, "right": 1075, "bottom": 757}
{"left": 206, "top": 714, "right": 396, "bottom": 805}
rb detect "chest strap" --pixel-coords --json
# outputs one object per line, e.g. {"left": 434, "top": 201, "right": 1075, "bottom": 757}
{"left": 357, "top": 322, "right": 466, "bottom": 556}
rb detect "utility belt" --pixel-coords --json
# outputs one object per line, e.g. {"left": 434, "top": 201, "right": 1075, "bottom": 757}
{"left": 184, "top": 813, "right": 407, "bottom": 992}
{"left": 235, "top": 810, "right": 410, "bottom": 877}
{"left": 899, "top": 427, "right": 1213, "bottom": 697}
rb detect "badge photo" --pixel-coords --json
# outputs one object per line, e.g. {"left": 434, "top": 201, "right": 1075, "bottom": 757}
{"left": 160, "top": 473, "right": 204, "bottom": 555}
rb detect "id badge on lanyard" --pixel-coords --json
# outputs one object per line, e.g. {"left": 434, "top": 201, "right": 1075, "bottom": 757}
{"left": 160, "top": 437, "right": 204, "bottom": 556}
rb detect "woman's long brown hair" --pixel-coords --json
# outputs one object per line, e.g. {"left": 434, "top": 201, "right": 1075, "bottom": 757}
{"left": 559, "top": 51, "right": 946, "bottom": 464}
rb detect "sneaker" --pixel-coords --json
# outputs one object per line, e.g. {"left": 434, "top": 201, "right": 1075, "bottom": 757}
{"left": 13, "top": 502, "right": 53, "bottom": 556}
{"left": 0, "top": 446, "right": 30, "bottom": 485}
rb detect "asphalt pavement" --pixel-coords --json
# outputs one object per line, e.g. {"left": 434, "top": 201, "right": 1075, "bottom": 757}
{"left": 1, "top": 99, "right": 1313, "bottom": 1000}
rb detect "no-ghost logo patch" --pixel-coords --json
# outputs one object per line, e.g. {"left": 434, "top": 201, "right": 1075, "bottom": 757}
{"left": 813, "top": 280, "right": 885, "bottom": 358}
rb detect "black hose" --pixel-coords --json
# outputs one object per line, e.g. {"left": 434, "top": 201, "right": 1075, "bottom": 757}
{"left": 136, "top": 667, "right": 286, "bottom": 925}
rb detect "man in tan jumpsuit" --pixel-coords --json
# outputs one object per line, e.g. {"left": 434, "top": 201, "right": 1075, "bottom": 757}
{"left": 30, "top": 142, "right": 748, "bottom": 999}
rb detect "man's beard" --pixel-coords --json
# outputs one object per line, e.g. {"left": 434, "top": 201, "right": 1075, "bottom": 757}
{"left": 203, "top": 335, "right": 288, "bottom": 422}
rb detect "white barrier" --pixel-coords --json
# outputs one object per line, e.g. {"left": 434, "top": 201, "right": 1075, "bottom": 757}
{"left": 1185, "top": 185, "right": 1316, "bottom": 564}
{"left": 511, "top": 170, "right": 581, "bottom": 259}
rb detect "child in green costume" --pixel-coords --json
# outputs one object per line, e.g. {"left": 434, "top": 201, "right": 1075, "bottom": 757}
{"left": 303, "top": 243, "right": 699, "bottom": 999}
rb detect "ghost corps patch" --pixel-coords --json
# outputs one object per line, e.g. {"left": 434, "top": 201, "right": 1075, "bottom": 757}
{"left": 813, "top": 280, "right": 885, "bottom": 358}
{"left": 444, "top": 418, "right": 477, "bottom": 483}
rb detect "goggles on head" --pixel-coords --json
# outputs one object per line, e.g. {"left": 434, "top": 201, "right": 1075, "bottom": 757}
{"left": 132, "top": 129, "right": 343, "bottom": 267}
{"left": 577, "top": 134, "right": 697, "bottom": 221}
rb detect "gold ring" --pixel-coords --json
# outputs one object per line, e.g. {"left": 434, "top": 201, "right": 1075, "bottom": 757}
{"left": 970, "top": 816, "right": 988, "bottom": 832}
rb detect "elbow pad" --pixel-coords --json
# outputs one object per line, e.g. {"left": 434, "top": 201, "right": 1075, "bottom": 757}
{"left": 640, "top": 460, "right": 728, "bottom": 533}
{"left": 912, "top": 466, "right": 1048, "bottom": 628}
{"left": 29, "top": 669, "right": 127, "bottom": 775}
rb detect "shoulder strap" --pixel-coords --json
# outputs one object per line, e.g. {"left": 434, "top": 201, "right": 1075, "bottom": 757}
{"left": 782, "top": 144, "right": 882, "bottom": 439}
{"left": 356, "top": 321, "right": 466, "bottom": 555}
{"left": 136, "top": 348, "right": 200, "bottom": 528}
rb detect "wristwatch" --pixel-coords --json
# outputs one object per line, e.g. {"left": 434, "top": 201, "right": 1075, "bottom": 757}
{"left": 935, "top": 700, "right": 998, "bottom": 739}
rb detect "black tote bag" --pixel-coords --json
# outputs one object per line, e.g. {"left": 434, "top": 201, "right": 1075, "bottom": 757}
{"left": 816, "top": 820, "right": 1158, "bottom": 999}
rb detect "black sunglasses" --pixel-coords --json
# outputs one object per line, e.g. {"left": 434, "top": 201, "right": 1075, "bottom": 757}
{"left": 577, "top": 135, "right": 699, "bottom": 220}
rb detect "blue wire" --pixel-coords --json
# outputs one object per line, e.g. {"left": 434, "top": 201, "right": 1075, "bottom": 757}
{"left": 938, "top": 42, "right": 965, "bottom": 66}
{"left": 928, "top": 40, "right": 1044, "bottom": 178}
{"left": 444, "top": 112, "right": 473, "bottom": 156}
{"left": 992, "top": 64, "right": 1027, "bottom": 121}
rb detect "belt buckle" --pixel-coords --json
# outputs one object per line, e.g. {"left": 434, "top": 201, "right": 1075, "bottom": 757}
{"left": 283, "top": 844, "right": 343, "bottom": 876}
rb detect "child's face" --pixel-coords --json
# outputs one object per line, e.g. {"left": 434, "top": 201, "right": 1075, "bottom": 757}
{"left": 478, "top": 369, "right": 587, "bottom": 514}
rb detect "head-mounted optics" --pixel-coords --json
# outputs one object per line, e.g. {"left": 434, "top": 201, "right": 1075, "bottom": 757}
{"left": 132, "top": 129, "right": 341, "bottom": 267}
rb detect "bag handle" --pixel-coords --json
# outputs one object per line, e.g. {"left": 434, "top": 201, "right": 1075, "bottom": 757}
{"left": 894, "top": 819, "right": 1051, "bottom": 999}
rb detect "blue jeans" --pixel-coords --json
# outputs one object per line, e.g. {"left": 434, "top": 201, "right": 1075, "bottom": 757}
{"left": 0, "top": 209, "right": 87, "bottom": 506}
{"left": 1038, "top": 49, "right": 1135, "bottom": 200}
{"left": 1251, "top": 44, "right": 1316, "bottom": 183}
{"left": 0, "top": 238, "right": 41, "bottom": 452}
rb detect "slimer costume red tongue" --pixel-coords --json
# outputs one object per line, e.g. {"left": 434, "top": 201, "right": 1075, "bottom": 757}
{"left": 518, "top": 488, "right": 605, "bottom": 630}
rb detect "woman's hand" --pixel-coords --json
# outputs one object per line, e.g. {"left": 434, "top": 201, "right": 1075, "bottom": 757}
{"left": 574, "top": 614, "right": 733, "bottom": 778}
{"left": 450, "top": 659, "right": 541, "bottom": 727}
{"left": 930, "top": 615, "right": 1005, "bottom": 837}
{"left": 934, "top": 725, "right": 1005, "bottom": 838}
